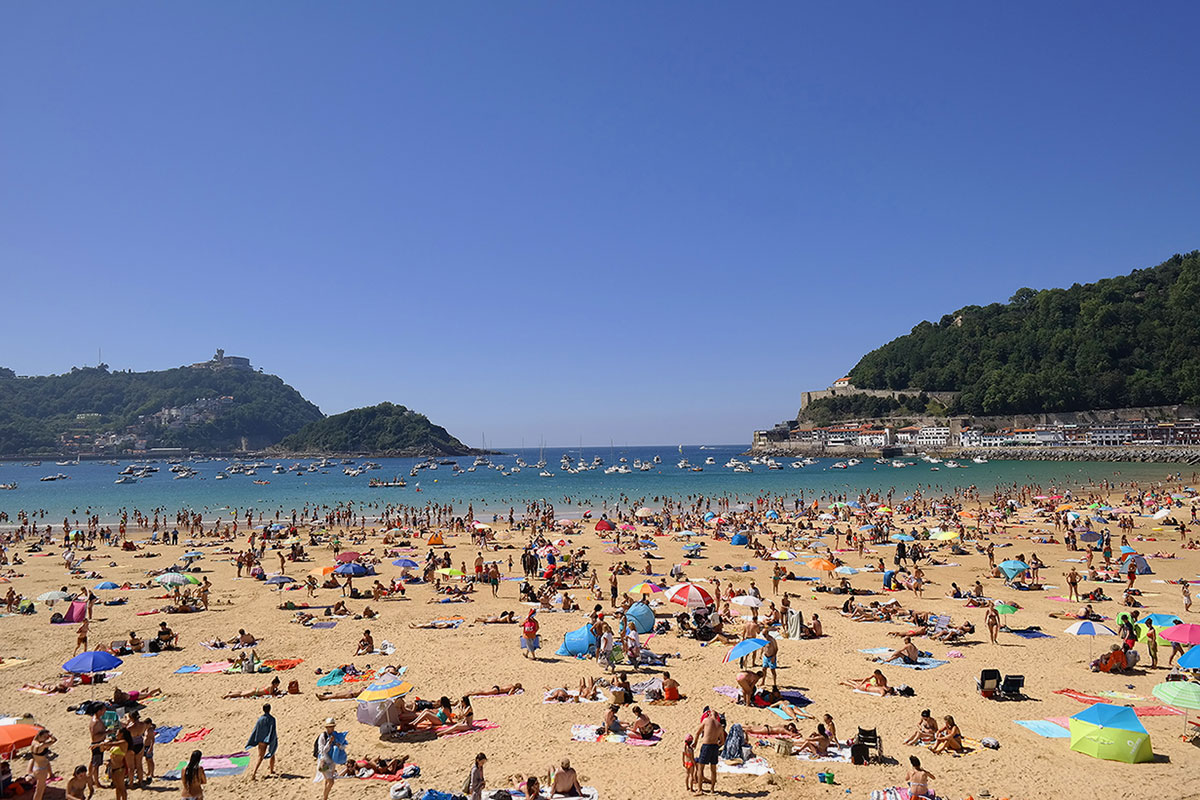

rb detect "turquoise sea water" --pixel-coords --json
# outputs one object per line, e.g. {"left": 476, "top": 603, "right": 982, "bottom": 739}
{"left": 0, "top": 445, "right": 1184, "bottom": 525}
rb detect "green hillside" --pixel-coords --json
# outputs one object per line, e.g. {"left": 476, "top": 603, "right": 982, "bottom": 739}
{"left": 847, "top": 251, "right": 1200, "bottom": 416}
{"left": 0, "top": 363, "right": 323, "bottom": 454}
{"left": 277, "top": 402, "right": 474, "bottom": 456}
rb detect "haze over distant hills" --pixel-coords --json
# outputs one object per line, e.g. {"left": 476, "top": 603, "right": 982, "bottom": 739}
{"left": 0, "top": 351, "right": 475, "bottom": 457}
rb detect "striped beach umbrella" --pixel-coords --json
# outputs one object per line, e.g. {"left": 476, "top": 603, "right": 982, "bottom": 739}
{"left": 357, "top": 676, "right": 413, "bottom": 703}
{"left": 665, "top": 583, "right": 714, "bottom": 609}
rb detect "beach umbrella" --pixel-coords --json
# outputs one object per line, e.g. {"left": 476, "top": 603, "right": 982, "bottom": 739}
{"left": 771, "top": 550, "right": 796, "bottom": 560}
{"left": 595, "top": 519, "right": 615, "bottom": 532}
{"left": 1161, "top": 624, "right": 1200, "bottom": 646}
{"left": 889, "top": 533, "right": 913, "bottom": 543}
{"left": 37, "top": 590, "right": 72, "bottom": 605}
{"left": 1175, "top": 646, "right": 1200, "bottom": 670}
{"left": 1078, "top": 531, "right": 1102, "bottom": 544}
{"left": 619, "top": 524, "right": 636, "bottom": 531}
{"left": 665, "top": 583, "right": 714, "bottom": 609}
{"left": 472, "top": 522, "right": 491, "bottom": 530}
{"left": 1142, "top": 613, "right": 1183, "bottom": 629}
{"left": 436, "top": 568, "right": 465, "bottom": 577}
{"left": 635, "top": 507, "right": 654, "bottom": 518}
{"left": 997, "top": 560, "right": 1029, "bottom": 579}
{"left": 392, "top": 558, "right": 419, "bottom": 568}
{"left": 765, "top": 510, "right": 780, "bottom": 520}
{"left": 356, "top": 676, "right": 414, "bottom": 703}
{"left": 859, "top": 524, "right": 876, "bottom": 532}
{"left": 63, "top": 651, "right": 123, "bottom": 674}
{"left": 931, "top": 530, "right": 959, "bottom": 541}
{"left": 994, "top": 603, "right": 1018, "bottom": 615}
{"left": 1153, "top": 508, "right": 1171, "bottom": 519}
{"left": 629, "top": 582, "right": 663, "bottom": 595}
{"left": 582, "top": 510, "right": 593, "bottom": 518}
{"left": 336, "top": 551, "right": 362, "bottom": 563}
{"left": 334, "top": 563, "right": 369, "bottom": 577}
{"left": 264, "top": 575, "right": 295, "bottom": 588}
{"left": 807, "top": 558, "right": 837, "bottom": 572}
{"left": 678, "top": 530, "right": 699, "bottom": 537}
{"left": 156, "top": 573, "right": 189, "bottom": 587}
{"left": 556, "top": 519, "right": 575, "bottom": 527}
{"left": 1119, "top": 545, "right": 1137, "bottom": 555}
{"left": 182, "top": 551, "right": 204, "bottom": 560}
{"left": 835, "top": 566, "right": 859, "bottom": 576}
{"left": 1152, "top": 681, "right": 1200, "bottom": 710}
{"left": 723, "top": 638, "right": 770, "bottom": 663}
{"left": 731, "top": 595, "right": 762, "bottom": 608}
{"left": 309, "top": 566, "right": 336, "bottom": 577}
{"left": 0, "top": 724, "right": 43, "bottom": 758}
{"left": 1064, "top": 620, "right": 1117, "bottom": 658}
{"left": 1069, "top": 704, "right": 1152, "bottom": 763}
{"left": 94, "top": 581, "right": 120, "bottom": 590}
{"left": 681, "top": 543, "right": 703, "bottom": 552}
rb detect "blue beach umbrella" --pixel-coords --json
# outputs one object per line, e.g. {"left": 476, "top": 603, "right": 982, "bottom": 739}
{"left": 1078, "top": 531, "right": 1102, "bottom": 544}
{"left": 1177, "top": 645, "right": 1200, "bottom": 670}
{"left": 765, "top": 510, "right": 780, "bottom": 520}
{"left": 334, "top": 563, "right": 369, "bottom": 577}
{"left": 94, "top": 581, "right": 120, "bottom": 590}
{"left": 64, "top": 651, "right": 123, "bottom": 674}
{"left": 723, "top": 638, "right": 770, "bottom": 663}
{"left": 678, "top": 530, "right": 698, "bottom": 537}
{"left": 890, "top": 533, "right": 913, "bottom": 542}
{"left": 998, "top": 559, "right": 1029, "bottom": 579}
{"left": 835, "top": 566, "right": 859, "bottom": 575}
{"left": 264, "top": 575, "right": 295, "bottom": 587}
{"left": 1143, "top": 613, "right": 1183, "bottom": 628}
{"left": 859, "top": 525, "right": 876, "bottom": 531}
{"left": 392, "top": 558, "right": 419, "bottom": 568}
{"left": 1119, "top": 546, "right": 1137, "bottom": 555}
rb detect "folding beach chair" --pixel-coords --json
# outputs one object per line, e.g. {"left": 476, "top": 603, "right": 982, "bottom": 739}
{"left": 998, "top": 674, "right": 1025, "bottom": 700}
{"left": 853, "top": 727, "right": 884, "bottom": 763}
{"left": 976, "top": 669, "right": 1001, "bottom": 699}
{"left": 927, "top": 615, "right": 951, "bottom": 637}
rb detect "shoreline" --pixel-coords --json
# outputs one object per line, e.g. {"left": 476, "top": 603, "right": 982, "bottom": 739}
{"left": 748, "top": 444, "right": 1200, "bottom": 464}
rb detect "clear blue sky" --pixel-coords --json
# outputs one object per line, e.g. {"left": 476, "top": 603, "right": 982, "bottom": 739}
{"left": 3, "top": 3, "right": 1198, "bottom": 446}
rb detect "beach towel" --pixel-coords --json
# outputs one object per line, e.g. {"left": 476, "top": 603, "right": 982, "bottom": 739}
{"left": 793, "top": 744, "right": 852, "bottom": 763}
{"left": 717, "top": 756, "right": 774, "bottom": 774}
{"left": 162, "top": 752, "right": 250, "bottom": 779}
{"left": 197, "top": 660, "right": 233, "bottom": 674}
{"left": 1009, "top": 628, "right": 1054, "bottom": 639}
{"left": 155, "top": 725, "right": 182, "bottom": 744}
{"left": 317, "top": 669, "right": 345, "bottom": 687}
{"left": 438, "top": 719, "right": 500, "bottom": 739}
{"left": 311, "top": 621, "right": 337, "bottom": 629}
{"left": 713, "top": 686, "right": 742, "bottom": 702}
{"left": 886, "top": 657, "right": 949, "bottom": 670}
{"left": 569, "top": 724, "right": 662, "bottom": 746}
{"left": 18, "top": 686, "right": 55, "bottom": 695}
{"left": 1133, "top": 705, "right": 1185, "bottom": 716}
{"left": 177, "top": 727, "right": 212, "bottom": 743}
{"left": 1014, "top": 720, "right": 1070, "bottom": 738}
{"left": 262, "top": 658, "right": 303, "bottom": 671}
{"left": 0, "top": 658, "right": 30, "bottom": 671}
{"left": 174, "top": 665, "right": 200, "bottom": 674}
{"left": 1053, "top": 688, "right": 1104, "bottom": 704}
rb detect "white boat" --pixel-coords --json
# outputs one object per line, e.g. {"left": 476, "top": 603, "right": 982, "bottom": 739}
{"left": 790, "top": 461, "right": 804, "bottom": 469}
{"left": 704, "top": 457, "right": 715, "bottom": 465}
{"left": 846, "top": 458, "right": 861, "bottom": 467}
{"left": 733, "top": 463, "right": 753, "bottom": 473}
{"left": 0, "top": 483, "right": 16, "bottom": 490}
{"left": 677, "top": 459, "right": 691, "bottom": 469}
{"left": 972, "top": 457, "right": 988, "bottom": 464}
{"left": 830, "top": 462, "right": 848, "bottom": 470}
{"left": 214, "top": 472, "right": 228, "bottom": 480}
{"left": 652, "top": 455, "right": 661, "bottom": 464}
{"left": 539, "top": 470, "right": 554, "bottom": 477}
{"left": 115, "top": 476, "right": 137, "bottom": 484}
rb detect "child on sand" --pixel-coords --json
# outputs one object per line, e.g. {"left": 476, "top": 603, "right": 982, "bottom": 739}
{"left": 682, "top": 734, "right": 697, "bottom": 793}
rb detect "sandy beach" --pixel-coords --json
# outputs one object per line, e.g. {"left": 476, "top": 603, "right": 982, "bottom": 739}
{"left": 2, "top": 472, "right": 1200, "bottom": 800}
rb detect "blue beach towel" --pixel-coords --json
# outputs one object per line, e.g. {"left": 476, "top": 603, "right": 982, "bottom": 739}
{"left": 174, "top": 665, "right": 200, "bottom": 674}
{"left": 1010, "top": 628, "right": 1054, "bottom": 640}
{"left": 1014, "top": 720, "right": 1070, "bottom": 738}
{"left": 155, "top": 725, "right": 182, "bottom": 744}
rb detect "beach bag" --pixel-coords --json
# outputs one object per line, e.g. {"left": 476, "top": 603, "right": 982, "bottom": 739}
{"left": 461, "top": 771, "right": 472, "bottom": 793}
{"left": 287, "top": 680, "right": 300, "bottom": 694}
{"left": 390, "top": 781, "right": 412, "bottom": 799}
{"left": 850, "top": 743, "right": 869, "bottom": 765}
{"left": 981, "top": 737, "right": 1000, "bottom": 749}
{"left": 330, "top": 743, "right": 347, "bottom": 765}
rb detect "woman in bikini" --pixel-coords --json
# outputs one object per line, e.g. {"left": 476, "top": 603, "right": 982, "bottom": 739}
{"left": 180, "top": 749, "right": 206, "bottom": 799}
{"left": 222, "top": 676, "right": 280, "bottom": 700}
{"left": 906, "top": 755, "right": 935, "bottom": 798}
{"left": 794, "top": 723, "right": 831, "bottom": 757}
{"left": 839, "top": 669, "right": 894, "bottom": 696}
{"left": 742, "top": 722, "right": 801, "bottom": 738}
{"left": 438, "top": 696, "right": 476, "bottom": 736}
{"left": 466, "top": 683, "right": 522, "bottom": 697}
{"left": 904, "top": 709, "right": 938, "bottom": 745}
{"left": 29, "top": 729, "right": 56, "bottom": 800}
{"left": 98, "top": 728, "right": 133, "bottom": 800}
{"left": 930, "top": 715, "right": 964, "bottom": 754}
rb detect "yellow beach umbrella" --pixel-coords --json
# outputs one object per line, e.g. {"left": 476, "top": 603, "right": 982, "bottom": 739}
{"left": 357, "top": 677, "right": 414, "bottom": 702}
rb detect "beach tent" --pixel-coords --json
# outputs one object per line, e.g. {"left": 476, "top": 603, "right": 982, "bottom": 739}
{"left": 1122, "top": 554, "right": 1152, "bottom": 575}
{"left": 426, "top": 532, "right": 445, "bottom": 546}
{"left": 594, "top": 519, "right": 615, "bottom": 532}
{"left": 556, "top": 624, "right": 598, "bottom": 657}
{"left": 61, "top": 600, "right": 86, "bottom": 623}
{"left": 730, "top": 533, "right": 749, "bottom": 546}
{"left": 1069, "top": 703, "right": 1152, "bottom": 763}
{"left": 625, "top": 602, "right": 655, "bottom": 635}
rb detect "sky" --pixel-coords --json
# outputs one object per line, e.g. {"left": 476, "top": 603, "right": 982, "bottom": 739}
{"left": 3, "top": 3, "right": 1199, "bottom": 446}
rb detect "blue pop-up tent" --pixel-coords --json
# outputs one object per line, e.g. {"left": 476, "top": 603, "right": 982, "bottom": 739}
{"left": 730, "top": 533, "right": 749, "bottom": 546}
{"left": 556, "top": 624, "right": 598, "bottom": 657}
{"left": 626, "top": 602, "right": 655, "bottom": 634}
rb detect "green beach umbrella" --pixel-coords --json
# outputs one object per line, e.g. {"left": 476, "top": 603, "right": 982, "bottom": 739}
{"left": 1069, "top": 704, "right": 1153, "bottom": 764}
{"left": 994, "top": 603, "right": 1019, "bottom": 615}
{"left": 156, "top": 573, "right": 189, "bottom": 587}
{"left": 1152, "top": 681, "right": 1200, "bottom": 711}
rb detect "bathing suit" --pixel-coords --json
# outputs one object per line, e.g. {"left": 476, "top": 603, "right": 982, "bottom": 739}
{"left": 762, "top": 655, "right": 777, "bottom": 669}
{"left": 664, "top": 686, "right": 680, "bottom": 701}
{"left": 697, "top": 743, "right": 720, "bottom": 765}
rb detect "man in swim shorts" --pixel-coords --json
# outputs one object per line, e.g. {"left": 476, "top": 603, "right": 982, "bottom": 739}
{"left": 694, "top": 711, "right": 726, "bottom": 794}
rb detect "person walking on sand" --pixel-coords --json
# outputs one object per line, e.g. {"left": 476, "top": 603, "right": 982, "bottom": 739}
{"left": 1184, "top": 582, "right": 1192, "bottom": 613}
{"left": 246, "top": 703, "right": 278, "bottom": 779}
{"left": 520, "top": 610, "right": 540, "bottom": 659}
{"left": 985, "top": 603, "right": 1000, "bottom": 644}
{"left": 313, "top": 718, "right": 337, "bottom": 800}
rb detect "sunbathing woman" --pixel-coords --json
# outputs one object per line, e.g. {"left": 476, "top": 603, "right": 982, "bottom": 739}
{"left": 743, "top": 722, "right": 802, "bottom": 739}
{"left": 315, "top": 687, "right": 362, "bottom": 701}
{"left": 769, "top": 699, "right": 812, "bottom": 721}
{"left": 794, "top": 723, "right": 831, "bottom": 757}
{"left": 839, "top": 669, "right": 894, "bottom": 696}
{"left": 929, "top": 715, "right": 963, "bottom": 754}
{"left": 409, "top": 619, "right": 462, "bottom": 629}
{"left": 22, "top": 675, "right": 80, "bottom": 694}
{"left": 466, "top": 683, "right": 522, "bottom": 697}
{"left": 222, "top": 676, "right": 281, "bottom": 699}
{"left": 904, "top": 710, "right": 938, "bottom": 745}
{"left": 113, "top": 686, "right": 162, "bottom": 703}
{"left": 474, "top": 611, "right": 517, "bottom": 624}
{"left": 436, "top": 696, "right": 475, "bottom": 736}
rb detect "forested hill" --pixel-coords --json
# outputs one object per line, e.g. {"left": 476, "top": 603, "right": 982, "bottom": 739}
{"left": 847, "top": 251, "right": 1200, "bottom": 416}
{"left": 0, "top": 364, "right": 323, "bottom": 454}
{"left": 276, "top": 403, "right": 476, "bottom": 456}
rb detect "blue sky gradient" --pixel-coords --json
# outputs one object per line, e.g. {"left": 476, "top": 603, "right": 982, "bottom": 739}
{"left": 2, "top": 3, "right": 1198, "bottom": 445}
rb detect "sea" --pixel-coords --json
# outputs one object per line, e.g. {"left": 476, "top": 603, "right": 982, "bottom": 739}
{"left": 0, "top": 445, "right": 1186, "bottom": 526}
